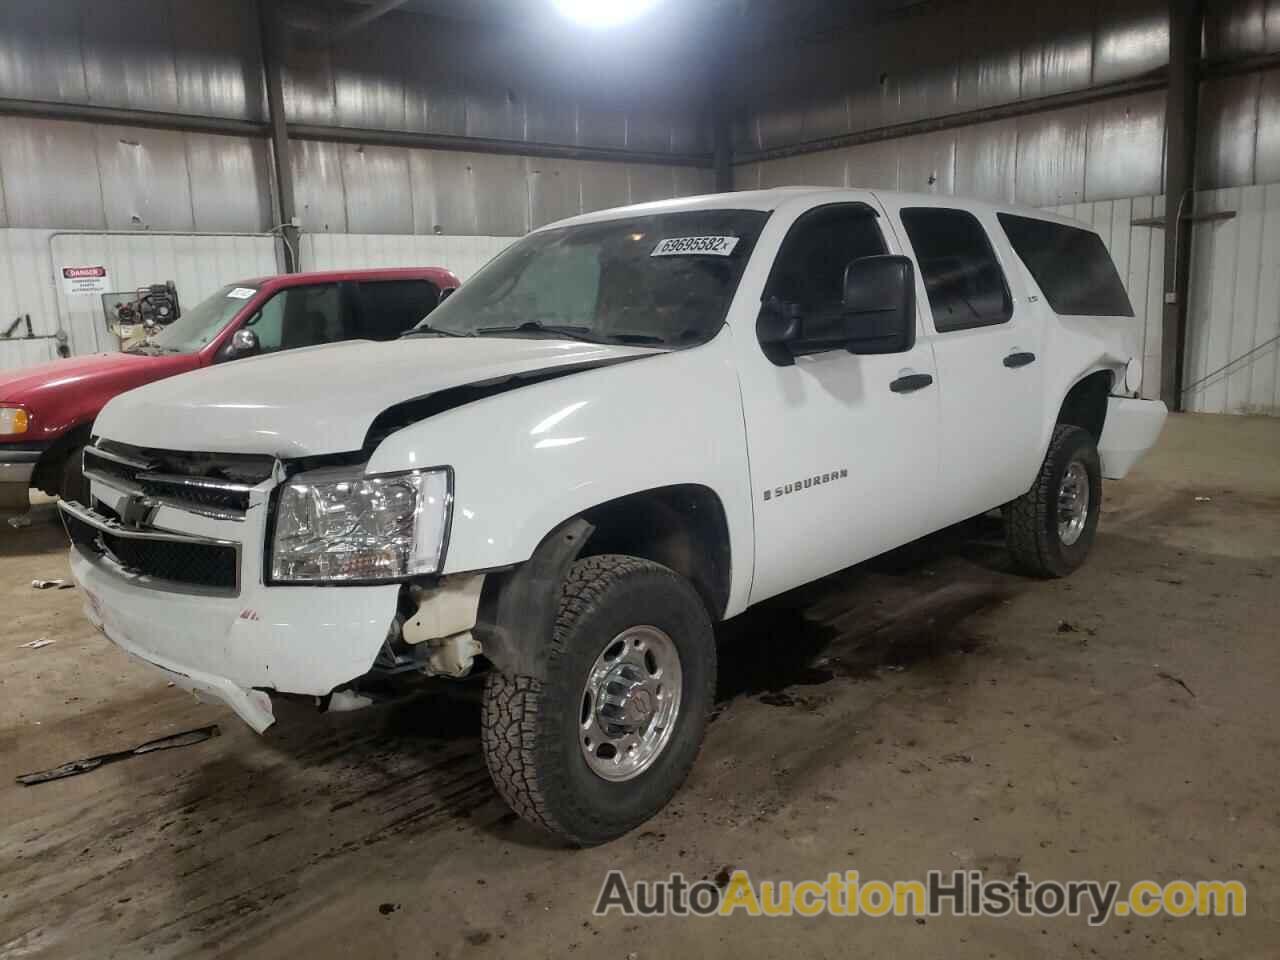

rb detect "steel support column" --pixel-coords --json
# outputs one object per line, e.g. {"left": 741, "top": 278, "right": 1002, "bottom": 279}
{"left": 1161, "top": 0, "right": 1205, "bottom": 411}
{"left": 258, "top": 0, "right": 300, "bottom": 272}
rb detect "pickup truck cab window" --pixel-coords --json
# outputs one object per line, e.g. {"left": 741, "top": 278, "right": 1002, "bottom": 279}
{"left": 899, "top": 207, "right": 1013, "bottom": 332}
{"left": 415, "top": 209, "right": 769, "bottom": 347}
{"left": 353, "top": 279, "right": 443, "bottom": 339}
{"left": 245, "top": 283, "right": 351, "bottom": 355}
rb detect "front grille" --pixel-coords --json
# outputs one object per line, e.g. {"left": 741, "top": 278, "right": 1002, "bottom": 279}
{"left": 64, "top": 507, "right": 239, "bottom": 592}
{"left": 85, "top": 442, "right": 273, "bottom": 520}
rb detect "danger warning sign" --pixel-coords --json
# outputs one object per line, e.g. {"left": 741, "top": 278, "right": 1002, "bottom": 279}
{"left": 61, "top": 265, "right": 111, "bottom": 296}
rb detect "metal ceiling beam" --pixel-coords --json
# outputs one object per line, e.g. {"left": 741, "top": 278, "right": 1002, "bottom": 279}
{"left": 0, "top": 98, "right": 268, "bottom": 137}
{"left": 0, "top": 99, "right": 713, "bottom": 168}
{"left": 286, "top": 123, "right": 714, "bottom": 166}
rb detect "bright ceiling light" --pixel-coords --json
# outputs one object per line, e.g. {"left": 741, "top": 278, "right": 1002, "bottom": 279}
{"left": 551, "top": 0, "right": 662, "bottom": 28}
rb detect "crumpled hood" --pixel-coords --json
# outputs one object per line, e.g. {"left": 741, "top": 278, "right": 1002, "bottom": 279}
{"left": 93, "top": 337, "right": 660, "bottom": 457}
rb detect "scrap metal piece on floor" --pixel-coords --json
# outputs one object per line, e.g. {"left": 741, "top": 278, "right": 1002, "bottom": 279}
{"left": 31, "top": 579, "right": 73, "bottom": 590}
{"left": 16, "top": 725, "right": 221, "bottom": 786}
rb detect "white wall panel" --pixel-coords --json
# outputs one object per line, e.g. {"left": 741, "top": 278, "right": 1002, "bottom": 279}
{"left": 1184, "top": 185, "right": 1280, "bottom": 416}
{"left": 14, "top": 232, "right": 284, "bottom": 361}
{"left": 0, "top": 228, "right": 61, "bottom": 372}
{"left": 298, "top": 234, "right": 517, "bottom": 281}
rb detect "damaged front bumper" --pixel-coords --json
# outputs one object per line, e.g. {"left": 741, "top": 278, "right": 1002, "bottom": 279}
{"left": 64, "top": 492, "right": 400, "bottom": 733}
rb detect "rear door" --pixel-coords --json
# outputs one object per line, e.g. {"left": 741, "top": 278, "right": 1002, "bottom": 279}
{"left": 351, "top": 279, "right": 443, "bottom": 340}
{"left": 880, "top": 200, "right": 1045, "bottom": 523}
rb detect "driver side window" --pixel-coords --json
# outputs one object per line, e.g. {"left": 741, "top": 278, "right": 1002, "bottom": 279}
{"left": 245, "top": 284, "right": 349, "bottom": 354}
{"left": 766, "top": 206, "right": 888, "bottom": 315}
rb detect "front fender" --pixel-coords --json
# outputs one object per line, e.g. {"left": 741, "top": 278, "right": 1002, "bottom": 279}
{"left": 365, "top": 332, "right": 756, "bottom": 617}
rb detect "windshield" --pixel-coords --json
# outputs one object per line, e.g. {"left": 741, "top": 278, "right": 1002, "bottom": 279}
{"left": 413, "top": 209, "right": 769, "bottom": 347}
{"left": 137, "top": 285, "right": 255, "bottom": 354}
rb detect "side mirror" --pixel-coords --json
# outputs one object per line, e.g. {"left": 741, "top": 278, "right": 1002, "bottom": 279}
{"left": 840, "top": 254, "right": 916, "bottom": 355}
{"left": 757, "top": 255, "right": 916, "bottom": 365}
{"left": 229, "top": 327, "right": 260, "bottom": 358}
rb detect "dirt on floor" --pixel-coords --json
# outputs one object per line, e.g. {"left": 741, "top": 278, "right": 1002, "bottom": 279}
{"left": 1, "top": 412, "right": 1278, "bottom": 959}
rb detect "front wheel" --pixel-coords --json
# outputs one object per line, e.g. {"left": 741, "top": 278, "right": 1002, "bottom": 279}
{"left": 59, "top": 444, "right": 90, "bottom": 505}
{"left": 480, "top": 555, "right": 716, "bottom": 846}
{"left": 1005, "top": 425, "right": 1102, "bottom": 577}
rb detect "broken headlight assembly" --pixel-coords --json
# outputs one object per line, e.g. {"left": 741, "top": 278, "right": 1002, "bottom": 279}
{"left": 269, "top": 467, "right": 451, "bottom": 584}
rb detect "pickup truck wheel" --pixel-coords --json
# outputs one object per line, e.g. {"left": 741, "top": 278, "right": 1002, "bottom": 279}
{"left": 59, "top": 444, "right": 90, "bottom": 505}
{"left": 1005, "top": 425, "right": 1101, "bottom": 578}
{"left": 480, "top": 555, "right": 715, "bottom": 846}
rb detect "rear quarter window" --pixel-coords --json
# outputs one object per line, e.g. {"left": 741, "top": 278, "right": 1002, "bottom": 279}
{"left": 997, "top": 214, "right": 1134, "bottom": 317}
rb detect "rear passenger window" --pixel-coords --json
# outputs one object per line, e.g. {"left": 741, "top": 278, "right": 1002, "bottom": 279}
{"left": 899, "top": 208, "right": 1013, "bottom": 332}
{"left": 997, "top": 214, "right": 1134, "bottom": 317}
{"left": 355, "top": 280, "right": 442, "bottom": 340}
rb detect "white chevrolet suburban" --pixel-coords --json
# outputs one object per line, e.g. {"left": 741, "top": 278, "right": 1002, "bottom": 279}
{"left": 63, "top": 187, "right": 1166, "bottom": 845}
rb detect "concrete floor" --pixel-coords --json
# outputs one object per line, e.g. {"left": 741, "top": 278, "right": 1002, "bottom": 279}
{"left": 1, "top": 412, "right": 1278, "bottom": 959}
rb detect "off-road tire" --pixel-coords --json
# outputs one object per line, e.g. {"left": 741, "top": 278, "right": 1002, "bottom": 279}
{"left": 60, "top": 445, "right": 90, "bottom": 505}
{"left": 1005, "top": 425, "right": 1102, "bottom": 577}
{"left": 480, "top": 555, "right": 716, "bottom": 847}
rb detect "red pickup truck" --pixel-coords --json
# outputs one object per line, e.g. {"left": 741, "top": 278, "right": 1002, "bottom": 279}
{"left": 0, "top": 267, "right": 458, "bottom": 511}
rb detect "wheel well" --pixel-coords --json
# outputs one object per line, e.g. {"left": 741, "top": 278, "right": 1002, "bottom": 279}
{"left": 578, "top": 485, "right": 732, "bottom": 620}
{"left": 1056, "top": 371, "right": 1112, "bottom": 442}
{"left": 31, "top": 423, "right": 91, "bottom": 496}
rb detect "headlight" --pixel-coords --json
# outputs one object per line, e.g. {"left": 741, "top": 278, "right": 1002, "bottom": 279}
{"left": 270, "top": 467, "right": 451, "bottom": 584}
{"left": 0, "top": 406, "right": 30, "bottom": 436}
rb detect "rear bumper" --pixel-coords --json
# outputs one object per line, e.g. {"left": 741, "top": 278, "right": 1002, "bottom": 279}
{"left": 1099, "top": 396, "right": 1167, "bottom": 479}
{"left": 65, "top": 497, "right": 400, "bottom": 732}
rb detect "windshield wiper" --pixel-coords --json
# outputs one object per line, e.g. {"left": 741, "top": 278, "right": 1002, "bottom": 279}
{"left": 475, "top": 321, "right": 603, "bottom": 344}
{"left": 125, "top": 343, "right": 172, "bottom": 356}
{"left": 402, "top": 324, "right": 469, "bottom": 339}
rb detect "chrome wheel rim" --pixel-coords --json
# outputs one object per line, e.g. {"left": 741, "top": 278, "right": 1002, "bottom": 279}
{"left": 1058, "top": 460, "right": 1090, "bottom": 546}
{"left": 579, "top": 625, "right": 682, "bottom": 782}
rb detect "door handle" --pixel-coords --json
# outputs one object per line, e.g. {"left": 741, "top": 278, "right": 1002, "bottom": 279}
{"left": 890, "top": 373, "right": 934, "bottom": 394}
{"left": 1003, "top": 351, "right": 1037, "bottom": 368}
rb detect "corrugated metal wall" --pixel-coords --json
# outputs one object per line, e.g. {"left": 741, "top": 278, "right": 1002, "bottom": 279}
{"left": 733, "top": 0, "right": 1169, "bottom": 155}
{"left": 1184, "top": 184, "right": 1280, "bottom": 416}
{"left": 299, "top": 234, "right": 516, "bottom": 281}
{"left": 292, "top": 145, "right": 714, "bottom": 236}
{"left": 0, "top": 230, "right": 281, "bottom": 370}
{"left": 735, "top": 91, "right": 1167, "bottom": 206}
{"left": 0, "top": 116, "right": 277, "bottom": 233}
{"left": 734, "top": 1, "right": 1280, "bottom": 203}
{"left": 0, "top": 0, "right": 708, "bottom": 239}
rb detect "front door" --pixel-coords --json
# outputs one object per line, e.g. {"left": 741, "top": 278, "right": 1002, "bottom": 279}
{"left": 734, "top": 195, "right": 942, "bottom": 605}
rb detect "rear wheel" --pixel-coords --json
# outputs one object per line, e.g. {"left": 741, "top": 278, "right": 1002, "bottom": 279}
{"left": 59, "top": 444, "right": 90, "bottom": 505}
{"left": 480, "top": 554, "right": 715, "bottom": 846}
{"left": 1005, "top": 425, "right": 1102, "bottom": 577}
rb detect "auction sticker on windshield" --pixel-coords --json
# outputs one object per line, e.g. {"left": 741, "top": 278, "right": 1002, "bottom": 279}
{"left": 651, "top": 236, "right": 740, "bottom": 257}
{"left": 226, "top": 287, "right": 257, "bottom": 300}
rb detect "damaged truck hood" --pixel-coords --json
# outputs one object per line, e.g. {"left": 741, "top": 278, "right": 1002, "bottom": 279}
{"left": 93, "top": 337, "right": 662, "bottom": 456}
